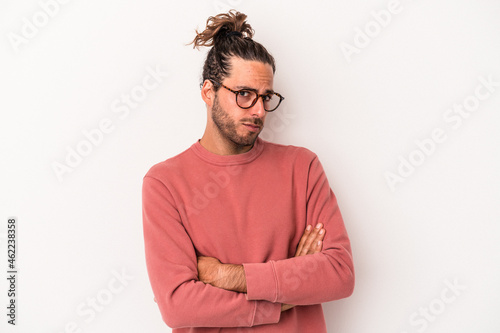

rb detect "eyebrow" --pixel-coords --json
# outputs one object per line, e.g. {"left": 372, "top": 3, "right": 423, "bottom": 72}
{"left": 235, "top": 85, "right": 275, "bottom": 94}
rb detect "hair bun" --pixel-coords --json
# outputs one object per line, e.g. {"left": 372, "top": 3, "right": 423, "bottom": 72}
{"left": 190, "top": 10, "right": 254, "bottom": 49}
{"left": 225, "top": 31, "right": 243, "bottom": 38}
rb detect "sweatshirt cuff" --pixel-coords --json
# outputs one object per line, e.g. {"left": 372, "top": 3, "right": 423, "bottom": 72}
{"left": 251, "top": 300, "right": 281, "bottom": 326}
{"left": 243, "top": 261, "right": 278, "bottom": 302}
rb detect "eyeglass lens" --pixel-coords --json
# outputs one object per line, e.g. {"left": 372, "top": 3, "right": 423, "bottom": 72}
{"left": 236, "top": 91, "right": 281, "bottom": 111}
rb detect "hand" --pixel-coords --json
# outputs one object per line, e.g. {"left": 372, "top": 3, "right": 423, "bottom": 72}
{"left": 197, "top": 256, "right": 224, "bottom": 288}
{"left": 294, "top": 223, "right": 325, "bottom": 257}
{"left": 282, "top": 223, "right": 326, "bottom": 312}
{"left": 281, "top": 303, "right": 295, "bottom": 312}
{"left": 197, "top": 256, "right": 247, "bottom": 293}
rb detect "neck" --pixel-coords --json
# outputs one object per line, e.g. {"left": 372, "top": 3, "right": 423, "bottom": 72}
{"left": 199, "top": 131, "right": 254, "bottom": 156}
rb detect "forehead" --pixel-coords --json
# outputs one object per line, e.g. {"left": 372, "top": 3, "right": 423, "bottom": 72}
{"left": 225, "top": 57, "right": 274, "bottom": 89}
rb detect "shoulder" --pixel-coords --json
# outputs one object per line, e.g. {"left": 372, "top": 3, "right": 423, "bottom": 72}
{"left": 144, "top": 145, "right": 193, "bottom": 181}
{"left": 260, "top": 139, "right": 318, "bottom": 163}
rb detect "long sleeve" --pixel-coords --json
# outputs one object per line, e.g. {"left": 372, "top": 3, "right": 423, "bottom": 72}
{"left": 243, "top": 155, "right": 355, "bottom": 305}
{"left": 142, "top": 175, "right": 281, "bottom": 328}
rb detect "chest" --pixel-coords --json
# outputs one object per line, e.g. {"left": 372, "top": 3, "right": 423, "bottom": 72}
{"left": 176, "top": 165, "right": 308, "bottom": 263}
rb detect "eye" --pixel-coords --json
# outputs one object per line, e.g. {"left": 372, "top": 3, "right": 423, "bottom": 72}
{"left": 262, "top": 94, "right": 272, "bottom": 102}
{"left": 238, "top": 90, "right": 252, "bottom": 97}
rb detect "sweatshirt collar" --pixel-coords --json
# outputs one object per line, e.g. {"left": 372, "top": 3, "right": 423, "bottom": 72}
{"left": 191, "top": 137, "right": 265, "bottom": 166}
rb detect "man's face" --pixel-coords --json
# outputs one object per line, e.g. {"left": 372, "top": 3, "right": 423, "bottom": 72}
{"left": 210, "top": 57, "right": 274, "bottom": 147}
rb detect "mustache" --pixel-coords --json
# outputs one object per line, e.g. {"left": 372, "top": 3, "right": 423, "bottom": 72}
{"left": 241, "top": 118, "right": 263, "bottom": 126}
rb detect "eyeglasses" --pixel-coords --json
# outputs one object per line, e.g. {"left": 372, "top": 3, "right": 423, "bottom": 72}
{"left": 209, "top": 79, "right": 285, "bottom": 112}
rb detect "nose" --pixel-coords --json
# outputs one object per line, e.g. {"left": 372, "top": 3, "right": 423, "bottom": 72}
{"left": 250, "top": 96, "right": 266, "bottom": 118}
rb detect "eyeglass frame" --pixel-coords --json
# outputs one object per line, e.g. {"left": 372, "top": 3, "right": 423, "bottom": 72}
{"left": 207, "top": 79, "right": 285, "bottom": 112}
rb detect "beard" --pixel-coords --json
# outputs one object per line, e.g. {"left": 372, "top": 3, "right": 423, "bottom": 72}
{"left": 211, "top": 95, "right": 263, "bottom": 147}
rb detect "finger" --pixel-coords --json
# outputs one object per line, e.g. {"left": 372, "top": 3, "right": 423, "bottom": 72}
{"left": 316, "top": 227, "right": 325, "bottom": 242}
{"left": 304, "top": 225, "right": 326, "bottom": 255}
{"left": 294, "top": 224, "right": 312, "bottom": 256}
{"left": 310, "top": 228, "right": 326, "bottom": 254}
{"left": 299, "top": 223, "right": 323, "bottom": 256}
{"left": 313, "top": 239, "right": 323, "bottom": 254}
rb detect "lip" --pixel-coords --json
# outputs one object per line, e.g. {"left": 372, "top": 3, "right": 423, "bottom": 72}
{"left": 242, "top": 123, "right": 261, "bottom": 132}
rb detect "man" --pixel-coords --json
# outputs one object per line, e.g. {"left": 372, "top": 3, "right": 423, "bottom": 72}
{"left": 143, "top": 10, "right": 354, "bottom": 332}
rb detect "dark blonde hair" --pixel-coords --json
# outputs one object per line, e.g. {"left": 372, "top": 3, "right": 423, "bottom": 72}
{"left": 190, "top": 10, "right": 276, "bottom": 90}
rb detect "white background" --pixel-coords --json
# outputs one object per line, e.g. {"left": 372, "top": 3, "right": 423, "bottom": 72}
{"left": 1, "top": 0, "right": 499, "bottom": 332}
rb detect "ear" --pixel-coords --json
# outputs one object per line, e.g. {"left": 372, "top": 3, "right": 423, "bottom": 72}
{"left": 201, "top": 79, "right": 215, "bottom": 107}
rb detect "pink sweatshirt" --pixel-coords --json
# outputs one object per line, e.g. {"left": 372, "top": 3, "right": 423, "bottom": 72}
{"left": 142, "top": 137, "right": 354, "bottom": 332}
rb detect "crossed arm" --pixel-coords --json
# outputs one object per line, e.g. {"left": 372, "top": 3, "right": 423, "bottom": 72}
{"left": 145, "top": 154, "right": 354, "bottom": 328}
{"left": 196, "top": 223, "right": 326, "bottom": 312}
